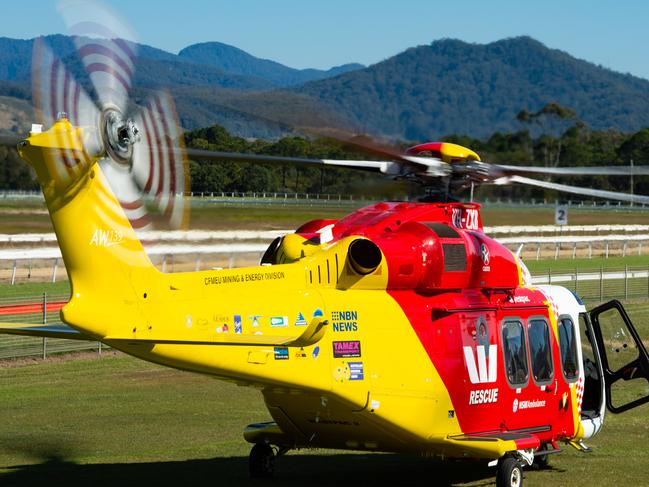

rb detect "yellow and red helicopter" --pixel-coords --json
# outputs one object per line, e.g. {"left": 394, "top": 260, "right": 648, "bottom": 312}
{"left": 2, "top": 2, "right": 649, "bottom": 487}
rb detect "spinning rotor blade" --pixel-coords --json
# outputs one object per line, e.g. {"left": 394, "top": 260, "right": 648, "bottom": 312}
{"left": 0, "top": 135, "right": 21, "bottom": 147}
{"left": 99, "top": 157, "right": 151, "bottom": 229}
{"left": 504, "top": 175, "right": 649, "bottom": 205}
{"left": 32, "top": 37, "right": 102, "bottom": 155}
{"left": 496, "top": 164, "right": 649, "bottom": 176}
{"left": 132, "top": 92, "right": 189, "bottom": 229}
{"left": 185, "top": 148, "right": 406, "bottom": 176}
{"left": 59, "top": 0, "right": 137, "bottom": 114}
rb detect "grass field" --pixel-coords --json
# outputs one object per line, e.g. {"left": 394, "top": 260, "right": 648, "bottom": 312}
{"left": 1, "top": 303, "right": 649, "bottom": 486}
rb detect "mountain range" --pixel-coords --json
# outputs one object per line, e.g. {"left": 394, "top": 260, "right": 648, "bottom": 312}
{"left": 1, "top": 35, "right": 649, "bottom": 140}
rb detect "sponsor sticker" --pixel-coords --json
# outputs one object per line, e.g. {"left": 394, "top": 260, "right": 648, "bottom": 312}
{"left": 333, "top": 340, "right": 361, "bottom": 358}
{"left": 331, "top": 310, "right": 358, "bottom": 332}
{"left": 234, "top": 314, "right": 242, "bottom": 334}
{"left": 270, "top": 316, "right": 288, "bottom": 327}
{"left": 513, "top": 398, "right": 546, "bottom": 412}
{"left": 249, "top": 315, "right": 261, "bottom": 327}
{"left": 274, "top": 347, "right": 289, "bottom": 360}
{"left": 313, "top": 308, "right": 324, "bottom": 318}
{"left": 295, "top": 312, "right": 307, "bottom": 326}
{"left": 348, "top": 362, "right": 364, "bottom": 380}
{"left": 312, "top": 345, "right": 320, "bottom": 359}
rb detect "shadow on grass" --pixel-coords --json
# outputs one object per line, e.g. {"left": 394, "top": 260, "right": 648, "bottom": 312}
{"left": 0, "top": 452, "right": 509, "bottom": 487}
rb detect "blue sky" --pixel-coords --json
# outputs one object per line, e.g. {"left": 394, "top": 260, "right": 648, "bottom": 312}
{"left": 4, "top": 1, "right": 649, "bottom": 78}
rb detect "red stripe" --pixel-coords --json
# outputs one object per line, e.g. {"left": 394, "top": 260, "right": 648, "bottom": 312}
{"left": 148, "top": 102, "right": 165, "bottom": 203}
{"left": 86, "top": 63, "right": 130, "bottom": 92}
{"left": 140, "top": 110, "right": 155, "bottom": 193}
{"left": 118, "top": 198, "right": 144, "bottom": 210}
{"left": 113, "top": 38, "right": 136, "bottom": 63}
{"left": 49, "top": 59, "right": 60, "bottom": 123}
{"left": 0, "top": 301, "right": 67, "bottom": 315}
{"left": 129, "top": 213, "right": 152, "bottom": 229}
{"left": 78, "top": 43, "right": 134, "bottom": 80}
{"left": 72, "top": 83, "right": 80, "bottom": 126}
{"left": 154, "top": 94, "right": 176, "bottom": 218}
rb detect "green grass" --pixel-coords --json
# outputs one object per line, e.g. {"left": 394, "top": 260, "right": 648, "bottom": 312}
{"left": 1, "top": 302, "right": 649, "bottom": 485}
{"left": 0, "top": 280, "right": 70, "bottom": 298}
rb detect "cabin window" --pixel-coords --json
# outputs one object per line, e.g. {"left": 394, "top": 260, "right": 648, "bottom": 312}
{"left": 558, "top": 316, "right": 579, "bottom": 382}
{"left": 502, "top": 320, "right": 529, "bottom": 387}
{"left": 528, "top": 318, "right": 554, "bottom": 385}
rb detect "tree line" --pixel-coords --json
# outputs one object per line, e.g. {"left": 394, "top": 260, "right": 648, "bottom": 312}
{"left": 2, "top": 107, "right": 649, "bottom": 201}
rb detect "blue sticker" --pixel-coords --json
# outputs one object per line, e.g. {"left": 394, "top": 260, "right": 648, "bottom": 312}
{"left": 295, "top": 312, "right": 307, "bottom": 326}
{"left": 348, "top": 362, "right": 364, "bottom": 380}
{"left": 274, "top": 347, "right": 289, "bottom": 360}
{"left": 313, "top": 308, "right": 324, "bottom": 318}
{"left": 312, "top": 345, "right": 320, "bottom": 359}
{"left": 234, "top": 314, "right": 242, "bottom": 334}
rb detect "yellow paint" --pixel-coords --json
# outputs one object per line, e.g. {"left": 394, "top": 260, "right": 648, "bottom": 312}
{"left": 14, "top": 120, "right": 533, "bottom": 459}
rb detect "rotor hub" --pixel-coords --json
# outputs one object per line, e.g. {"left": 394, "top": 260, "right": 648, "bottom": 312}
{"left": 101, "top": 107, "right": 140, "bottom": 165}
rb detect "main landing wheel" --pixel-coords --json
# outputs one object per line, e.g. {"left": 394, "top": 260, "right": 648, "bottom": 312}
{"left": 249, "top": 443, "right": 275, "bottom": 478}
{"left": 496, "top": 456, "right": 524, "bottom": 487}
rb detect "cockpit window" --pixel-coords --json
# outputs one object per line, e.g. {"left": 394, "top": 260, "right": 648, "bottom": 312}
{"left": 502, "top": 320, "right": 529, "bottom": 387}
{"left": 558, "top": 316, "right": 579, "bottom": 382}
{"left": 528, "top": 318, "right": 554, "bottom": 385}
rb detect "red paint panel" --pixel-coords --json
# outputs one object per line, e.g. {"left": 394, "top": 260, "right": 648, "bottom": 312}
{"left": 387, "top": 288, "right": 576, "bottom": 444}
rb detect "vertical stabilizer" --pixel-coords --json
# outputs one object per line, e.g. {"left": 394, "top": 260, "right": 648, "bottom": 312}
{"left": 19, "top": 117, "right": 158, "bottom": 338}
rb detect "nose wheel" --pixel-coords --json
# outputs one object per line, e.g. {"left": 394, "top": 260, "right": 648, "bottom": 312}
{"left": 249, "top": 443, "right": 276, "bottom": 478}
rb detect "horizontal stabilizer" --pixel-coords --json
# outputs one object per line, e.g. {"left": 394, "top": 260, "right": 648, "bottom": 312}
{"left": 0, "top": 322, "right": 95, "bottom": 341}
{"left": 106, "top": 318, "right": 328, "bottom": 348}
{"left": 446, "top": 431, "right": 540, "bottom": 458}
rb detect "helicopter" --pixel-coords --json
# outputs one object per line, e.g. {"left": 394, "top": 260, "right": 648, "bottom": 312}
{"left": 2, "top": 3, "right": 649, "bottom": 487}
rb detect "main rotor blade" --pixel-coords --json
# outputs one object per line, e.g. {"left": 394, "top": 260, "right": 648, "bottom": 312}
{"left": 185, "top": 147, "right": 409, "bottom": 176}
{"left": 504, "top": 175, "right": 649, "bottom": 205}
{"left": 0, "top": 134, "right": 21, "bottom": 147}
{"left": 496, "top": 164, "right": 649, "bottom": 176}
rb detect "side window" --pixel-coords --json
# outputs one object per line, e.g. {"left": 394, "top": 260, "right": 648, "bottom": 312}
{"left": 528, "top": 318, "right": 554, "bottom": 385}
{"left": 502, "top": 320, "right": 529, "bottom": 387}
{"left": 558, "top": 316, "right": 579, "bottom": 382}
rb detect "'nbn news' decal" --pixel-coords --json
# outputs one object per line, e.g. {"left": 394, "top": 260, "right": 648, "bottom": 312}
{"left": 331, "top": 310, "right": 358, "bottom": 332}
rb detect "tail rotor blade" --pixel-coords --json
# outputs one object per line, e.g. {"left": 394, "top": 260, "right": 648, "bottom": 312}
{"left": 99, "top": 158, "right": 152, "bottom": 230}
{"left": 32, "top": 37, "right": 102, "bottom": 155}
{"left": 59, "top": 0, "right": 137, "bottom": 114}
{"left": 132, "top": 91, "right": 189, "bottom": 230}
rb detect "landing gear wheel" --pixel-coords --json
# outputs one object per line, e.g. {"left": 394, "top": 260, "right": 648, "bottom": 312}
{"left": 533, "top": 453, "right": 550, "bottom": 469}
{"left": 496, "top": 456, "right": 524, "bottom": 487}
{"left": 249, "top": 443, "right": 275, "bottom": 478}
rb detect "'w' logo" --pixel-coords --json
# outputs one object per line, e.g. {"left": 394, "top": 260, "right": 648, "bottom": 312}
{"left": 462, "top": 345, "right": 498, "bottom": 384}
